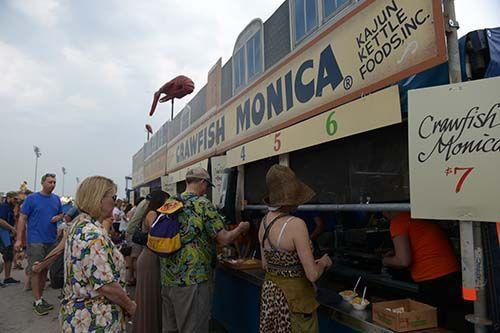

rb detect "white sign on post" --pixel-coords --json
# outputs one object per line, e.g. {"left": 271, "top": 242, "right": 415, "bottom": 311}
{"left": 129, "top": 191, "right": 135, "bottom": 205}
{"left": 161, "top": 175, "right": 177, "bottom": 196}
{"left": 210, "top": 155, "right": 227, "bottom": 207}
{"left": 139, "top": 187, "right": 150, "bottom": 198}
{"left": 408, "top": 76, "right": 500, "bottom": 222}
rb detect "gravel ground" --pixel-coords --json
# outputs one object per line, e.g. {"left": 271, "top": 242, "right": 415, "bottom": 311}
{"left": 0, "top": 261, "right": 136, "bottom": 333}
{"left": 0, "top": 264, "right": 61, "bottom": 333}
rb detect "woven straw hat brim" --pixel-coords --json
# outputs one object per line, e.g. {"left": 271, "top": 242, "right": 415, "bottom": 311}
{"left": 262, "top": 165, "right": 316, "bottom": 207}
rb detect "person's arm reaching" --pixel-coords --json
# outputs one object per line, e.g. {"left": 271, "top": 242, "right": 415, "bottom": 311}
{"left": 98, "top": 283, "right": 136, "bottom": 317}
{"left": 215, "top": 222, "right": 250, "bottom": 246}
{"left": 382, "top": 235, "right": 412, "bottom": 268}
{"left": 0, "top": 218, "right": 14, "bottom": 231}
{"left": 14, "top": 213, "right": 27, "bottom": 251}
{"left": 293, "top": 218, "right": 332, "bottom": 282}
{"left": 51, "top": 213, "right": 65, "bottom": 224}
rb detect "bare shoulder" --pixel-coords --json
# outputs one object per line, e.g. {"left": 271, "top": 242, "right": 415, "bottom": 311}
{"left": 146, "top": 210, "right": 158, "bottom": 220}
{"left": 288, "top": 216, "right": 307, "bottom": 230}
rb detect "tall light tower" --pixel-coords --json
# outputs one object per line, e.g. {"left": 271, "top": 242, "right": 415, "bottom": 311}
{"left": 61, "top": 167, "right": 67, "bottom": 196}
{"left": 33, "top": 146, "right": 41, "bottom": 192}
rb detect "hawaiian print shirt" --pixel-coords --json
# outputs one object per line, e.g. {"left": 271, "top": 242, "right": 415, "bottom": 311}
{"left": 160, "top": 192, "right": 225, "bottom": 287}
{"left": 59, "top": 213, "right": 127, "bottom": 333}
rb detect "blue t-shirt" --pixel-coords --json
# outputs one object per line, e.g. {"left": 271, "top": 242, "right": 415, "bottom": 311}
{"left": 20, "top": 192, "right": 62, "bottom": 244}
{"left": 0, "top": 202, "right": 15, "bottom": 247}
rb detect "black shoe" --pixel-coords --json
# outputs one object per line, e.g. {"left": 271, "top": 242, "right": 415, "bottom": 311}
{"left": 3, "top": 277, "right": 20, "bottom": 284}
{"left": 33, "top": 301, "right": 51, "bottom": 316}
{"left": 41, "top": 298, "right": 54, "bottom": 310}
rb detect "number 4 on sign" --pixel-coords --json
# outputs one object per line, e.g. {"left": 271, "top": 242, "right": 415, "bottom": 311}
{"left": 240, "top": 146, "right": 246, "bottom": 161}
{"left": 445, "top": 167, "right": 474, "bottom": 193}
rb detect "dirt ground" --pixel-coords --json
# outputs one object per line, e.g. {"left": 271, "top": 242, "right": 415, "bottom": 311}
{"left": 0, "top": 262, "right": 136, "bottom": 333}
{"left": 0, "top": 264, "right": 61, "bottom": 332}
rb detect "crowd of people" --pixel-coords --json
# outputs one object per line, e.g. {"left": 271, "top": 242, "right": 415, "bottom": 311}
{"left": 0, "top": 165, "right": 465, "bottom": 332}
{"left": 0, "top": 169, "right": 253, "bottom": 332}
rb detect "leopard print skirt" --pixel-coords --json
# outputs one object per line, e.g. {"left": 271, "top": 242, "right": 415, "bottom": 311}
{"left": 259, "top": 280, "right": 291, "bottom": 333}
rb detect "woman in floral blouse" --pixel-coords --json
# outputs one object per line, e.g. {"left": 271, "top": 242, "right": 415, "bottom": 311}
{"left": 59, "top": 176, "right": 136, "bottom": 332}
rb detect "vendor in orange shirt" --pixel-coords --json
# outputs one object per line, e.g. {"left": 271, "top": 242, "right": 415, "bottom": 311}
{"left": 382, "top": 211, "right": 461, "bottom": 328}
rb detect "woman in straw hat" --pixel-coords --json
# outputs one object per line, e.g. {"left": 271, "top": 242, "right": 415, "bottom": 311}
{"left": 259, "top": 165, "right": 332, "bottom": 333}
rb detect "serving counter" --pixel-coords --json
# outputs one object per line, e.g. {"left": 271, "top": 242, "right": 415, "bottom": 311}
{"left": 212, "top": 264, "right": 449, "bottom": 333}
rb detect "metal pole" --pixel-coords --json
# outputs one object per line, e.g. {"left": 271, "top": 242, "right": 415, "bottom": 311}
{"left": 443, "top": 1, "right": 490, "bottom": 330}
{"left": 34, "top": 155, "right": 38, "bottom": 192}
{"left": 244, "top": 203, "right": 411, "bottom": 212}
{"left": 471, "top": 222, "right": 489, "bottom": 332}
{"left": 171, "top": 99, "right": 174, "bottom": 120}
{"left": 444, "top": 0, "right": 461, "bottom": 84}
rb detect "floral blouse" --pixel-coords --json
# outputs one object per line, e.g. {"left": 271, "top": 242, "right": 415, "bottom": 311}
{"left": 59, "top": 213, "right": 127, "bottom": 333}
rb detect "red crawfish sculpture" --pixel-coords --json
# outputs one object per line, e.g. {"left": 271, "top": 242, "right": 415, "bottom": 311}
{"left": 149, "top": 75, "right": 195, "bottom": 119}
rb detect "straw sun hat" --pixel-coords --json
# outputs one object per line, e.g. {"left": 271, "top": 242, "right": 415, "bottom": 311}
{"left": 263, "top": 165, "right": 316, "bottom": 207}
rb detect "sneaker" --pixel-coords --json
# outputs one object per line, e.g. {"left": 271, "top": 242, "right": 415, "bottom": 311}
{"left": 41, "top": 298, "right": 54, "bottom": 310}
{"left": 33, "top": 301, "right": 51, "bottom": 316}
{"left": 0, "top": 282, "right": 5, "bottom": 288}
{"left": 3, "top": 277, "right": 20, "bottom": 284}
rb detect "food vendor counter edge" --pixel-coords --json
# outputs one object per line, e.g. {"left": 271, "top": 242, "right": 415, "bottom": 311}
{"left": 212, "top": 264, "right": 448, "bottom": 333}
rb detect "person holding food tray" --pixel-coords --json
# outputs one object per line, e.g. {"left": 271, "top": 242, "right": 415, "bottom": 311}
{"left": 259, "top": 165, "right": 332, "bottom": 333}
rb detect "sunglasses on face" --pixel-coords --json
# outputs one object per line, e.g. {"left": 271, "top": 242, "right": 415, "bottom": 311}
{"left": 44, "top": 173, "right": 56, "bottom": 178}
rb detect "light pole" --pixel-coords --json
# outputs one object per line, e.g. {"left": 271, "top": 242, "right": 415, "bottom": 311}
{"left": 125, "top": 176, "right": 132, "bottom": 201}
{"left": 33, "top": 146, "right": 41, "bottom": 192}
{"left": 61, "top": 167, "right": 67, "bottom": 197}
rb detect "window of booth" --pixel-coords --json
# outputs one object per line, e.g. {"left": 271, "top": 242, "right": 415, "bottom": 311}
{"left": 294, "top": 0, "right": 318, "bottom": 43}
{"left": 233, "top": 47, "right": 246, "bottom": 91}
{"left": 233, "top": 28, "right": 263, "bottom": 92}
{"left": 323, "top": 0, "right": 351, "bottom": 20}
{"left": 246, "top": 31, "right": 262, "bottom": 80}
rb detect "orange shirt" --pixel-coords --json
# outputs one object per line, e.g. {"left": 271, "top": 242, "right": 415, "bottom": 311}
{"left": 390, "top": 212, "right": 459, "bottom": 283}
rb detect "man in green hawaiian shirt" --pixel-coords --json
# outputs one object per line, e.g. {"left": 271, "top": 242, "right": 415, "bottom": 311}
{"left": 160, "top": 167, "right": 249, "bottom": 333}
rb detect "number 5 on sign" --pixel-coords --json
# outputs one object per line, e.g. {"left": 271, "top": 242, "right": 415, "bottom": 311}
{"left": 274, "top": 132, "right": 282, "bottom": 152}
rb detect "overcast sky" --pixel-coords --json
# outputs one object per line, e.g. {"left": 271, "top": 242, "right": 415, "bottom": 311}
{"left": 0, "top": 0, "right": 499, "bottom": 198}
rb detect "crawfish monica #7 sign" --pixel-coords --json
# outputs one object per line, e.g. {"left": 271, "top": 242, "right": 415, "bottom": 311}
{"left": 408, "top": 77, "right": 500, "bottom": 222}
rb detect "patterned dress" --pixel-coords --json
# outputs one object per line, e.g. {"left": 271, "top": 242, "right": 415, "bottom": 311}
{"left": 260, "top": 215, "right": 319, "bottom": 333}
{"left": 59, "top": 214, "right": 127, "bottom": 333}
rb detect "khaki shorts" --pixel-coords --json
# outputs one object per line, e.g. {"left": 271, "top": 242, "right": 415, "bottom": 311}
{"left": 26, "top": 243, "right": 56, "bottom": 274}
{"left": 161, "top": 282, "right": 211, "bottom": 333}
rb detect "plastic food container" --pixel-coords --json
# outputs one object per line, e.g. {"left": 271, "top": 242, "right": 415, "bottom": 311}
{"left": 351, "top": 297, "right": 370, "bottom": 310}
{"left": 339, "top": 290, "right": 357, "bottom": 302}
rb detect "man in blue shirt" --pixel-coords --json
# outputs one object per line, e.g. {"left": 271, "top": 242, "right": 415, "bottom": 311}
{"left": 15, "top": 173, "right": 63, "bottom": 316}
{"left": 0, "top": 191, "right": 20, "bottom": 286}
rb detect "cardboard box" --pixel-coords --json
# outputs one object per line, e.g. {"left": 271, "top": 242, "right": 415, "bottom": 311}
{"left": 372, "top": 299, "right": 438, "bottom": 332}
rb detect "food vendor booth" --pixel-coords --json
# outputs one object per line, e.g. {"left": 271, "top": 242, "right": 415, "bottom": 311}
{"left": 208, "top": 3, "right": 500, "bottom": 332}
{"left": 129, "top": 0, "right": 500, "bottom": 330}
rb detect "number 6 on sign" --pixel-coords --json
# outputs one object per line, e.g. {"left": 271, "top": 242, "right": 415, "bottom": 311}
{"left": 326, "top": 111, "right": 338, "bottom": 136}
